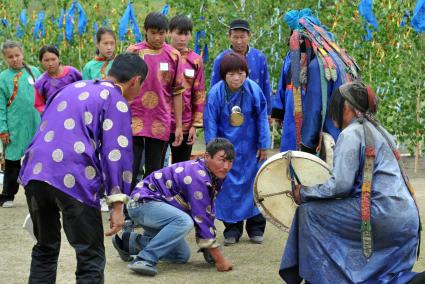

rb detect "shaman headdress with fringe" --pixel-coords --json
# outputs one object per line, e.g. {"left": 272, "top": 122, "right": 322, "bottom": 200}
{"left": 284, "top": 9, "right": 361, "bottom": 151}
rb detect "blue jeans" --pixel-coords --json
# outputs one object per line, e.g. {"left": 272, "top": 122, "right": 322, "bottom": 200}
{"left": 127, "top": 200, "right": 194, "bottom": 265}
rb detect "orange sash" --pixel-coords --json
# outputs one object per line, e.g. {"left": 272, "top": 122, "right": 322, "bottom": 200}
{"left": 7, "top": 71, "right": 23, "bottom": 108}
{"left": 95, "top": 56, "right": 111, "bottom": 79}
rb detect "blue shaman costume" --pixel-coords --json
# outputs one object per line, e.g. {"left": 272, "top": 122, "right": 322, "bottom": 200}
{"left": 277, "top": 10, "right": 420, "bottom": 283}
{"left": 272, "top": 9, "right": 360, "bottom": 152}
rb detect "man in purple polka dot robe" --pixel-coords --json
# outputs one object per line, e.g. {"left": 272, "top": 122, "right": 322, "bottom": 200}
{"left": 18, "top": 53, "right": 147, "bottom": 283}
{"left": 113, "top": 138, "right": 235, "bottom": 276}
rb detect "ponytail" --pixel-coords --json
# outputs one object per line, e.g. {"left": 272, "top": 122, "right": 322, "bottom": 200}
{"left": 22, "top": 62, "right": 36, "bottom": 83}
{"left": 366, "top": 85, "right": 377, "bottom": 114}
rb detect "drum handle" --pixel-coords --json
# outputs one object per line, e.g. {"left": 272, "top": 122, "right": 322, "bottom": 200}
{"left": 258, "top": 190, "right": 293, "bottom": 201}
{"left": 287, "top": 152, "right": 301, "bottom": 199}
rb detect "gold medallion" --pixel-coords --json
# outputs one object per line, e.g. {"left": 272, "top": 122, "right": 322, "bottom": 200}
{"left": 230, "top": 106, "right": 244, "bottom": 127}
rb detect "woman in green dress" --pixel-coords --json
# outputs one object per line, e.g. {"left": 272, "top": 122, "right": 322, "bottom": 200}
{"left": 82, "top": 28, "right": 117, "bottom": 211}
{"left": 82, "top": 28, "right": 116, "bottom": 80}
{"left": 0, "top": 40, "right": 41, "bottom": 208}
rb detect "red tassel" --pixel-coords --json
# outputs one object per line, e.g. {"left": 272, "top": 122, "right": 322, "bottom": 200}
{"left": 393, "top": 150, "right": 401, "bottom": 161}
{"left": 365, "top": 146, "right": 376, "bottom": 157}
{"left": 361, "top": 191, "right": 371, "bottom": 220}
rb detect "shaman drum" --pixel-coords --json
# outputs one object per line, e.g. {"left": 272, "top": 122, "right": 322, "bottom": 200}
{"left": 254, "top": 151, "right": 331, "bottom": 232}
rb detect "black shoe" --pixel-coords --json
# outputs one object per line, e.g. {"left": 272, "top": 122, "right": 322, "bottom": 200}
{"left": 128, "top": 258, "right": 157, "bottom": 276}
{"left": 0, "top": 195, "right": 13, "bottom": 207}
{"left": 0, "top": 194, "right": 7, "bottom": 205}
{"left": 224, "top": 237, "right": 237, "bottom": 246}
{"left": 112, "top": 235, "right": 133, "bottom": 262}
{"left": 249, "top": 235, "right": 264, "bottom": 244}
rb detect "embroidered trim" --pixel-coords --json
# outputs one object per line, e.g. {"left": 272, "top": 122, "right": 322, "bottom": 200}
{"left": 100, "top": 61, "right": 109, "bottom": 80}
{"left": 7, "top": 71, "right": 23, "bottom": 107}
{"left": 361, "top": 124, "right": 376, "bottom": 258}
{"left": 106, "top": 193, "right": 129, "bottom": 205}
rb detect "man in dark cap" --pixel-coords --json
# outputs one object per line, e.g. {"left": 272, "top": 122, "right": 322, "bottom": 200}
{"left": 210, "top": 20, "right": 271, "bottom": 245}
{"left": 210, "top": 19, "right": 272, "bottom": 117}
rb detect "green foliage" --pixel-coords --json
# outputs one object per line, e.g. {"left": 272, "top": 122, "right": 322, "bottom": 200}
{"left": 169, "top": 0, "right": 424, "bottom": 153}
{"left": 0, "top": 0, "right": 423, "bottom": 152}
{"left": 0, "top": 0, "right": 164, "bottom": 70}
{"left": 325, "top": 0, "right": 425, "bottom": 154}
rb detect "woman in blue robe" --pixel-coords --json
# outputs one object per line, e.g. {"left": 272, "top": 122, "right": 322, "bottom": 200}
{"left": 280, "top": 81, "right": 422, "bottom": 284}
{"left": 204, "top": 52, "right": 270, "bottom": 245}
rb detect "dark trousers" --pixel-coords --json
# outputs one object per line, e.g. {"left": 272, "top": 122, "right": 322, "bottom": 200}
{"left": 25, "top": 181, "right": 105, "bottom": 284}
{"left": 223, "top": 213, "right": 266, "bottom": 240}
{"left": 1, "top": 159, "right": 21, "bottom": 201}
{"left": 131, "top": 136, "right": 168, "bottom": 190}
{"left": 169, "top": 133, "right": 193, "bottom": 164}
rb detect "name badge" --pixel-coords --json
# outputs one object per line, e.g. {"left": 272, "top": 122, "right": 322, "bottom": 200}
{"left": 185, "top": 69, "right": 195, "bottom": 78}
{"left": 28, "top": 77, "right": 35, "bottom": 85}
{"left": 160, "top": 63, "right": 169, "bottom": 71}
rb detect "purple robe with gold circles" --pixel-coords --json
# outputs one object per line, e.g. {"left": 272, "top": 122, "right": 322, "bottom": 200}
{"left": 131, "top": 159, "right": 221, "bottom": 248}
{"left": 19, "top": 80, "right": 133, "bottom": 209}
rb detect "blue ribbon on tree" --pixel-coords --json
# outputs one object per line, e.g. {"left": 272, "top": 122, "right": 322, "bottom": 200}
{"left": 93, "top": 22, "right": 99, "bottom": 33}
{"left": 412, "top": 0, "right": 425, "bottom": 33}
{"left": 16, "top": 9, "right": 27, "bottom": 38}
{"left": 33, "top": 11, "right": 46, "bottom": 39}
{"left": 65, "top": 1, "right": 88, "bottom": 41}
{"left": 58, "top": 8, "right": 65, "bottom": 29}
{"left": 93, "top": 22, "right": 99, "bottom": 41}
{"left": 1, "top": 18, "right": 8, "bottom": 28}
{"left": 19, "top": 10, "right": 28, "bottom": 27}
{"left": 162, "top": 4, "right": 169, "bottom": 15}
{"left": 358, "top": 0, "right": 379, "bottom": 41}
{"left": 400, "top": 11, "right": 410, "bottom": 27}
{"left": 194, "top": 16, "right": 208, "bottom": 62}
{"left": 194, "top": 30, "right": 205, "bottom": 55}
{"left": 202, "top": 42, "right": 209, "bottom": 62}
{"left": 119, "top": 2, "right": 142, "bottom": 42}
{"left": 55, "top": 8, "right": 66, "bottom": 43}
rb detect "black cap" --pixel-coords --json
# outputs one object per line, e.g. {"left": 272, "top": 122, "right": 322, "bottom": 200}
{"left": 229, "top": 19, "right": 250, "bottom": 32}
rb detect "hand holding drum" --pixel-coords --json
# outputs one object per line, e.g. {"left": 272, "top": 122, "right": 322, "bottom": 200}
{"left": 253, "top": 150, "right": 331, "bottom": 232}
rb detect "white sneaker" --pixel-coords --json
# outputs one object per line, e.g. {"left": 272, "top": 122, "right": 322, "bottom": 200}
{"left": 100, "top": 198, "right": 109, "bottom": 212}
{"left": 2, "top": 200, "right": 14, "bottom": 208}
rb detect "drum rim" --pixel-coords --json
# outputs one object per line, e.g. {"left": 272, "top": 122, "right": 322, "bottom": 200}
{"left": 254, "top": 150, "right": 331, "bottom": 232}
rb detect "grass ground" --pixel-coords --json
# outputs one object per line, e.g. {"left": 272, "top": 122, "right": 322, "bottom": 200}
{"left": 0, "top": 157, "right": 424, "bottom": 283}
